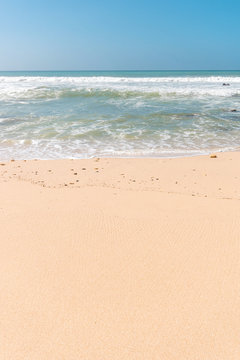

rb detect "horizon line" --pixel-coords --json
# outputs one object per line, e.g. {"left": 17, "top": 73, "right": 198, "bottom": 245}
{"left": 0, "top": 69, "right": 240, "bottom": 72}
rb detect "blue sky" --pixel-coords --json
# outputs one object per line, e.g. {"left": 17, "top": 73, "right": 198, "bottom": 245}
{"left": 0, "top": 0, "right": 239, "bottom": 70}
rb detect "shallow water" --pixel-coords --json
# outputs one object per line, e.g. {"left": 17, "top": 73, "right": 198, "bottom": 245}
{"left": 0, "top": 71, "right": 239, "bottom": 159}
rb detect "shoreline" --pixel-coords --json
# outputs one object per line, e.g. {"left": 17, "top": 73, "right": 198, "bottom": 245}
{"left": 0, "top": 147, "right": 239, "bottom": 162}
{"left": 1, "top": 151, "right": 240, "bottom": 199}
{"left": 1, "top": 151, "right": 240, "bottom": 359}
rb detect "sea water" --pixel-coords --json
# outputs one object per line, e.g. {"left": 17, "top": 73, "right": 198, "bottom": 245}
{"left": 0, "top": 70, "right": 239, "bottom": 159}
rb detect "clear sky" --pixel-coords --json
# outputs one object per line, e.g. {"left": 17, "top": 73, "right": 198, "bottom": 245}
{"left": 0, "top": 0, "right": 239, "bottom": 70}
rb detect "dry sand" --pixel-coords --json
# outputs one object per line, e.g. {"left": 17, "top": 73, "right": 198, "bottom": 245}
{"left": 0, "top": 152, "right": 240, "bottom": 359}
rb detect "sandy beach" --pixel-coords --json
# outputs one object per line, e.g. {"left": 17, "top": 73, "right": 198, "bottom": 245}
{"left": 1, "top": 152, "right": 240, "bottom": 359}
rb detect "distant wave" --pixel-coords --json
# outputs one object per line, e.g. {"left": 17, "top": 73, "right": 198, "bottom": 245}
{"left": 0, "top": 75, "right": 240, "bottom": 101}
{"left": 1, "top": 75, "right": 240, "bottom": 83}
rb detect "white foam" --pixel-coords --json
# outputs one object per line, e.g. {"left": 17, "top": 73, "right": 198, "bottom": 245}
{"left": 0, "top": 76, "right": 240, "bottom": 101}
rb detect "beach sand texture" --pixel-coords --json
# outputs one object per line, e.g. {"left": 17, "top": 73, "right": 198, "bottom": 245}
{"left": 0, "top": 152, "right": 240, "bottom": 359}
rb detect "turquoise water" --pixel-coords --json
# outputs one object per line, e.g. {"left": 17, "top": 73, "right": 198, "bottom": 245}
{"left": 1, "top": 70, "right": 240, "bottom": 77}
{"left": 0, "top": 70, "right": 240, "bottom": 159}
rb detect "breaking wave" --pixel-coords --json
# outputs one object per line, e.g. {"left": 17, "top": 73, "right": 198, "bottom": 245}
{"left": 0, "top": 72, "right": 240, "bottom": 159}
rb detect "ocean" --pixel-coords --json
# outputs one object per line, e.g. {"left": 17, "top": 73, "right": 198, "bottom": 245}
{"left": 0, "top": 70, "right": 239, "bottom": 160}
